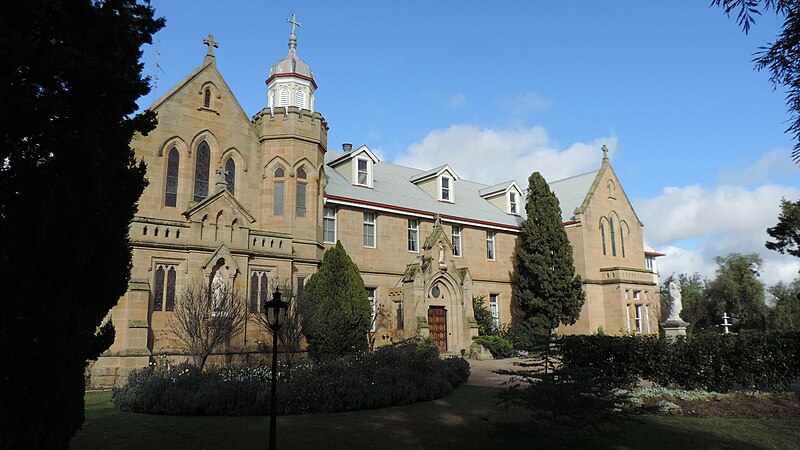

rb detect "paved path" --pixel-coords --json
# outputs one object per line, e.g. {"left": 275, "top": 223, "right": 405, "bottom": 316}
{"left": 465, "top": 357, "right": 528, "bottom": 387}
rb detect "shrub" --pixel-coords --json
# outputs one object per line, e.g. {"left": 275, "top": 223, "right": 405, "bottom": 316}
{"left": 472, "top": 335, "right": 515, "bottom": 358}
{"left": 560, "top": 331, "right": 800, "bottom": 392}
{"left": 111, "top": 340, "right": 471, "bottom": 416}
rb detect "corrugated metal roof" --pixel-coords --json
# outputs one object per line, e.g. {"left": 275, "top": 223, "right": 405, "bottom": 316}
{"left": 324, "top": 150, "right": 599, "bottom": 228}
{"left": 548, "top": 170, "right": 599, "bottom": 222}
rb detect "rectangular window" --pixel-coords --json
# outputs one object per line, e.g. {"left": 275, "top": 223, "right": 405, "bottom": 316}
{"left": 397, "top": 301, "right": 404, "bottom": 330}
{"left": 408, "top": 219, "right": 419, "bottom": 252}
{"left": 296, "top": 276, "right": 305, "bottom": 305}
{"left": 634, "top": 305, "right": 643, "bottom": 334}
{"left": 273, "top": 182, "right": 284, "bottom": 216}
{"left": 451, "top": 225, "right": 462, "bottom": 257}
{"left": 296, "top": 183, "right": 307, "bottom": 217}
{"left": 645, "top": 304, "right": 651, "bottom": 334}
{"left": 357, "top": 158, "right": 369, "bottom": 186}
{"left": 509, "top": 192, "right": 518, "bottom": 214}
{"left": 441, "top": 176, "right": 450, "bottom": 201}
{"left": 626, "top": 303, "right": 632, "bottom": 332}
{"left": 363, "top": 212, "right": 376, "bottom": 248}
{"left": 323, "top": 206, "right": 336, "bottom": 244}
{"left": 366, "top": 288, "right": 377, "bottom": 331}
{"left": 633, "top": 290, "right": 641, "bottom": 301}
{"left": 489, "top": 294, "right": 499, "bottom": 328}
{"left": 486, "top": 231, "right": 495, "bottom": 260}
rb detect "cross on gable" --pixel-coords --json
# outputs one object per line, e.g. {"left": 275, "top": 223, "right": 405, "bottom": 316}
{"left": 203, "top": 34, "right": 219, "bottom": 56}
{"left": 287, "top": 13, "right": 301, "bottom": 33}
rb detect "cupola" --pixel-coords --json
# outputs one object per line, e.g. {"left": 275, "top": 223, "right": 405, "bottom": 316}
{"left": 266, "top": 13, "right": 316, "bottom": 112}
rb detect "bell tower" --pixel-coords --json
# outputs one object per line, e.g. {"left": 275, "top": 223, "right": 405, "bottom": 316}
{"left": 253, "top": 13, "right": 328, "bottom": 262}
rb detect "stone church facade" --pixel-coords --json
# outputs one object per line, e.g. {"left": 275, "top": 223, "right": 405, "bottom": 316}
{"left": 91, "top": 26, "right": 662, "bottom": 387}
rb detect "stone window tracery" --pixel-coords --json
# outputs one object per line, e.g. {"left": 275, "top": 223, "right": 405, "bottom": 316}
{"left": 225, "top": 157, "right": 235, "bottom": 195}
{"left": 165, "top": 147, "right": 179, "bottom": 207}
{"left": 153, "top": 264, "right": 177, "bottom": 312}
{"left": 193, "top": 141, "right": 210, "bottom": 202}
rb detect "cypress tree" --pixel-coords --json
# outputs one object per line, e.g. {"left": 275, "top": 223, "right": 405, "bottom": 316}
{"left": 516, "top": 172, "right": 585, "bottom": 334}
{"left": 0, "top": 1, "right": 163, "bottom": 447}
{"left": 299, "top": 241, "right": 372, "bottom": 360}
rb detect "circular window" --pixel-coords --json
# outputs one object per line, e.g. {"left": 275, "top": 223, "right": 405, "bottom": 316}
{"left": 431, "top": 285, "right": 441, "bottom": 298}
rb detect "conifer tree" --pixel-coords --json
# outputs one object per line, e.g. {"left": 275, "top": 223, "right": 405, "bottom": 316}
{"left": 515, "top": 172, "right": 585, "bottom": 335}
{"left": 299, "top": 241, "right": 372, "bottom": 360}
{"left": 0, "top": 1, "right": 163, "bottom": 447}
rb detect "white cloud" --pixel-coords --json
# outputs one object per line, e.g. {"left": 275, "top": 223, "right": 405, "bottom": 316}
{"left": 499, "top": 91, "right": 551, "bottom": 117}
{"left": 717, "top": 149, "right": 800, "bottom": 185}
{"left": 637, "top": 183, "right": 800, "bottom": 285}
{"left": 394, "top": 124, "right": 616, "bottom": 185}
{"left": 446, "top": 93, "right": 466, "bottom": 108}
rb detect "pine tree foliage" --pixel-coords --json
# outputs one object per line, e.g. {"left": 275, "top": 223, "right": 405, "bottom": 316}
{"left": 0, "top": 1, "right": 163, "bottom": 447}
{"left": 298, "top": 241, "right": 372, "bottom": 360}
{"left": 515, "top": 172, "right": 585, "bottom": 333}
{"left": 766, "top": 198, "right": 800, "bottom": 257}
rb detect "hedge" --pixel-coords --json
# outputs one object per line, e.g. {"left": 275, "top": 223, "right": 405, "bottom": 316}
{"left": 560, "top": 332, "right": 800, "bottom": 392}
{"left": 111, "top": 341, "right": 470, "bottom": 415}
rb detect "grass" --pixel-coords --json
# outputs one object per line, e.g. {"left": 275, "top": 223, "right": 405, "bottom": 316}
{"left": 73, "top": 386, "right": 800, "bottom": 449}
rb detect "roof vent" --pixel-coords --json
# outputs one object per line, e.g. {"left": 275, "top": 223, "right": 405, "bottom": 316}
{"left": 342, "top": 143, "right": 353, "bottom": 152}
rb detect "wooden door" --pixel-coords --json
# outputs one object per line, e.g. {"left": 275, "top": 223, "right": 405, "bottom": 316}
{"left": 428, "top": 306, "right": 447, "bottom": 352}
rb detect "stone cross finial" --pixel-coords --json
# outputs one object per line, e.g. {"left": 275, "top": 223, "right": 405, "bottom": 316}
{"left": 214, "top": 166, "right": 228, "bottom": 193}
{"left": 203, "top": 34, "right": 219, "bottom": 56}
{"left": 287, "top": 12, "right": 301, "bottom": 33}
{"left": 601, "top": 144, "right": 609, "bottom": 160}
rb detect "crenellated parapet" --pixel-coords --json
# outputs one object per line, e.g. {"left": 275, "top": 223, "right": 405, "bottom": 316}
{"left": 251, "top": 106, "right": 328, "bottom": 149}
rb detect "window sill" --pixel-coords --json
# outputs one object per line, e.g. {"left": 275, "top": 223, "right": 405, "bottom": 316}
{"left": 197, "top": 106, "right": 220, "bottom": 115}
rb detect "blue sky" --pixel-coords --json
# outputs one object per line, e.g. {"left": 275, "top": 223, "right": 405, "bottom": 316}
{"left": 139, "top": 0, "right": 800, "bottom": 285}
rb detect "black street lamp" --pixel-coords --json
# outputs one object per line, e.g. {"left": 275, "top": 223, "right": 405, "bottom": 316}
{"left": 263, "top": 287, "right": 289, "bottom": 450}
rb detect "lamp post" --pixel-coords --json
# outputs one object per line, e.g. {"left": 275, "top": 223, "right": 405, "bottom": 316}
{"left": 263, "top": 287, "right": 289, "bottom": 450}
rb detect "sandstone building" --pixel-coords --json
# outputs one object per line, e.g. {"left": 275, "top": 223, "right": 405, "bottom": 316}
{"left": 91, "top": 25, "right": 662, "bottom": 386}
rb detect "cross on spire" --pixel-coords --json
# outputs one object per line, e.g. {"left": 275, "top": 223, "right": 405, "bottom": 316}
{"left": 287, "top": 12, "right": 301, "bottom": 33}
{"left": 601, "top": 144, "right": 609, "bottom": 160}
{"left": 203, "top": 34, "right": 219, "bottom": 56}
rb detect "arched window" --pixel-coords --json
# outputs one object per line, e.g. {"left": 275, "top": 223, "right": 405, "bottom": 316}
{"left": 154, "top": 266, "right": 165, "bottom": 311}
{"left": 296, "top": 166, "right": 307, "bottom": 179}
{"left": 620, "top": 222, "right": 627, "bottom": 258}
{"left": 193, "top": 141, "right": 210, "bottom": 201}
{"left": 279, "top": 87, "right": 290, "bottom": 107}
{"left": 295, "top": 88, "right": 305, "bottom": 108}
{"left": 610, "top": 216, "right": 617, "bottom": 257}
{"left": 165, "top": 147, "right": 179, "bottom": 207}
{"left": 600, "top": 220, "right": 607, "bottom": 256}
{"left": 273, "top": 166, "right": 285, "bottom": 216}
{"left": 224, "top": 158, "right": 235, "bottom": 194}
{"left": 203, "top": 88, "right": 211, "bottom": 108}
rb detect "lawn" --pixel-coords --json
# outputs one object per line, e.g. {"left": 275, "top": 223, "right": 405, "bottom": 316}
{"left": 73, "top": 386, "right": 800, "bottom": 449}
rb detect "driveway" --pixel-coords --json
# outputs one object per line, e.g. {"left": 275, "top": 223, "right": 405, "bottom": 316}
{"left": 465, "top": 357, "right": 528, "bottom": 387}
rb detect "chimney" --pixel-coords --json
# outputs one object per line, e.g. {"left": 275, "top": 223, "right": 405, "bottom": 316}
{"left": 342, "top": 143, "right": 353, "bottom": 152}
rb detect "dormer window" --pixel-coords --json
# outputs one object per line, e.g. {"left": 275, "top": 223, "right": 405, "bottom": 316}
{"left": 356, "top": 158, "right": 370, "bottom": 187}
{"left": 509, "top": 191, "right": 518, "bottom": 214}
{"left": 440, "top": 176, "right": 452, "bottom": 202}
{"left": 327, "top": 145, "right": 380, "bottom": 188}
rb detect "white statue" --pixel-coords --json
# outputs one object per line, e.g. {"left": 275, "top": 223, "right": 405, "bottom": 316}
{"left": 438, "top": 242, "right": 445, "bottom": 264}
{"left": 211, "top": 270, "right": 227, "bottom": 309}
{"left": 667, "top": 281, "right": 683, "bottom": 321}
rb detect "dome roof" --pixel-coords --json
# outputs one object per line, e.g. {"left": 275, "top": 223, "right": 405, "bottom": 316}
{"left": 269, "top": 48, "right": 313, "bottom": 79}
{"left": 267, "top": 23, "right": 314, "bottom": 83}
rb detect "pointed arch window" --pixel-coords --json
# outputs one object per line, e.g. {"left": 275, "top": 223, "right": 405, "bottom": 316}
{"left": 610, "top": 216, "right": 617, "bottom": 257}
{"left": 224, "top": 158, "right": 235, "bottom": 194}
{"left": 620, "top": 222, "right": 627, "bottom": 258}
{"left": 273, "top": 166, "right": 285, "bottom": 216}
{"left": 193, "top": 141, "right": 210, "bottom": 201}
{"left": 153, "top": 264, "right": 177, "bottom": 312}
{"left": 203, "top": 88, "right": 211, "bottom": 108}
{"left": 600, "top": 220, "right": 607, "bottom": 256}
{"left": 165, "top": 147, "right": 179, "bottom": 207}
{"left": 295, "top": 88, "right": 305, "bottom": 109}
{"left": 279, "top": 87, "right": 290, "bottom": 107}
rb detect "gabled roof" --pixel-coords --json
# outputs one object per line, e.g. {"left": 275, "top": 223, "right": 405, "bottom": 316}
{"left": 547, "top": 170, "right": 600, "bottom": 222}
{"left": 148, "top": 58, "right": 256, "bottom": 135}
{"left": 409, "top": 164, "right": 459, "bottom": 183}
{"left": 327, "top": 145, "right": 380, "bottom": 167}
{"left": 183, "top": 188, "right": 256, "bottom": 224}
{"left": 479, "top": 180, "right": 522, "bottom": 198}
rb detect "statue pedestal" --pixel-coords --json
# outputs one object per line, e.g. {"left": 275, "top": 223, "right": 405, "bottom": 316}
{"left": 662, "top": 318, "right": 688, "bottom": 338}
